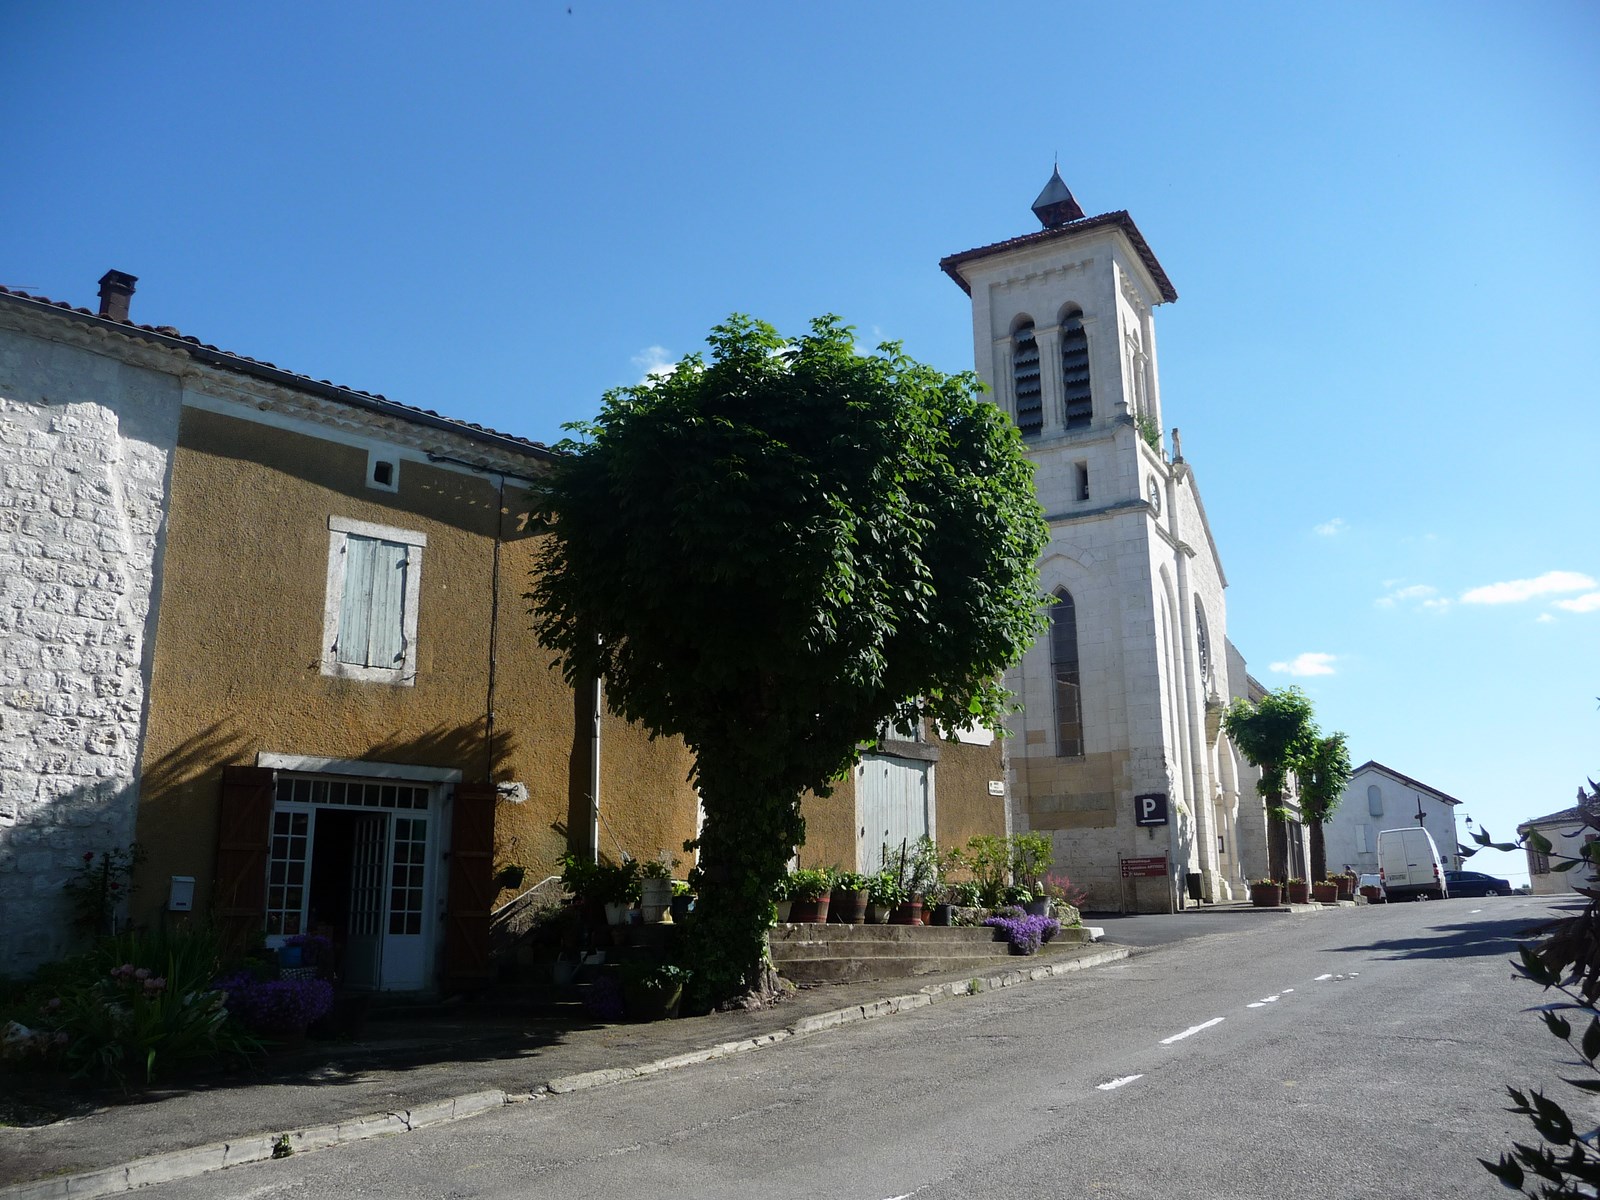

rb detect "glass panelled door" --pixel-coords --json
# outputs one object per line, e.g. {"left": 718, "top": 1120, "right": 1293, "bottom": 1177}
{"left": 382, "top": 815, "right": 430, "bottom": 991}
{"left": 343, "top": 813, "right": 388, "bottom": 990}
{"left": 269, "top": 774, "right": 437, "bottom": 992}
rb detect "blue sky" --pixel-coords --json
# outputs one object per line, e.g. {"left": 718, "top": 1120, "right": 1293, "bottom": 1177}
{"left": 5, "top": 1, "right": 1595, "bottom": 882}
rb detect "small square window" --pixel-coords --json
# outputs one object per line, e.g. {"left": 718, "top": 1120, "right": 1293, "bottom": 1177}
{"left": 365, "top": 449, "right": 400, "bottom": 493}
{"left": 322, "top": 516, "right": 426, "bottom": 685}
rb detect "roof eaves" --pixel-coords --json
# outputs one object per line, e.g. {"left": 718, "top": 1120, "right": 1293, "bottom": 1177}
{"left": 0, "top": 286, "right": 555, "bottom": 463}
{"left": 939, "top": 210, "right": 1178, "bottom": 304}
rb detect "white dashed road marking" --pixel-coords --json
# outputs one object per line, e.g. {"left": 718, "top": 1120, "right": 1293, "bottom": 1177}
{"left": 1097, "top": 1074, "right": 1144, "bottom": 1091}
{"left": 1315, "top": 973, "right": 1334, "bottom": 981}
{"left": 1160, "top": 1017, "right": 1225, "bottom": 1045}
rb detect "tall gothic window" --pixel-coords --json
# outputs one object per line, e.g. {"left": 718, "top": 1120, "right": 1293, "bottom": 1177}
{"left": 1060, "top": 308, "right": 1091, "bottom": 429}
{"left": 1012, "top": 321, "right": 1042, "bottom": 437}
{"left": 1051, "top": 588, "right": 1084, "bottom": 757}
{"left": 1195, "top": 599, "right": 1212, "bottom": 690}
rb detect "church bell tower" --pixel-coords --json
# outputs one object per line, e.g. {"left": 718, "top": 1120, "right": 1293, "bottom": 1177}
{"left": 940, "top": 170, "right": 1245, "bottom": 912}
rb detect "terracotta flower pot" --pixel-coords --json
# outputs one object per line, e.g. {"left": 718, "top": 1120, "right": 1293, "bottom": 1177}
{"left": 789, "top": 894, "right": 831, "bottom": 924}
{"left": 1336, "top": 876, "right": 1356, "bottom": 901}
{"left": 888, "top": 899, "right": 923, "bottom": 926}
{"left": 1312, "top": 881, "right": 1338, "bottom": 904}
{"left": 829, "top": 888, "right": 869, "bottom": 924}
{"left": 1286, "top": 881, "right": 1310, "bottom": 905}
{"left": 1251, "top": 883, "right": 1282, "bottom": 907}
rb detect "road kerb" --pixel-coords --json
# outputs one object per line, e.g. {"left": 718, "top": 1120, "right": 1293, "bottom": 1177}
{"left": 0, "top": 945, "right": 1131, "bottom": 1200}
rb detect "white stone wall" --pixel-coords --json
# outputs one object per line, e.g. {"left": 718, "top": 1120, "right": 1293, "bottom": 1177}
{"left": 1322, "top": 764, "right": 1462, "bottom": 879}
{"left": 0, "top": 318, "right": 181, "bottom": 975}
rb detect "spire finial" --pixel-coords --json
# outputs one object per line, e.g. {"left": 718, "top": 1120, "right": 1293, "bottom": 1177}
{"left": 1032, "top": 165, "right": 1084, "bottom": 229}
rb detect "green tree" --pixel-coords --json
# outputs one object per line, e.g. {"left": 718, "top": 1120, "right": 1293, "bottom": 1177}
{"left": 1300, "top": 732, "right": 1353, "bottom": 881}
{"left": 1222, "top": 686, "right": 1319, "bottom": 882}
{"left": 530, "top": 315, "right": 1048, "bottom": 1007}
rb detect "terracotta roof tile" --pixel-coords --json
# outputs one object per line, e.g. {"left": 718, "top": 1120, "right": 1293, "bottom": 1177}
{"left": 0, "top": 284, "right": 552, "bottom": 459}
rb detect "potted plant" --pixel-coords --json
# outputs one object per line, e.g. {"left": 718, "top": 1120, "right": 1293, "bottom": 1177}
{"left": 639, "top": 854, "right": 677, "bottom": 923}
{"left": 772, "top": 873, "right": 793, "bottom": 924}
{"left": 1285, "top": 877, "right": 1310, "bottom": 905}
{"left": 829, "top": 871, "right": 871, "bottom": 924}
{"left": 865, "top": 869, "right": 902, "bottom": 923}
{"left": 1312, "top": 878, "right": 1339, "bottom": 904}
{"left": 1250, "top": 878, "right": 1282, "bottom": 907}
{"left": 786, "top": 867, "right": 835, "bottom": 923}
{"left": 620, "top": 962, "right": 691, "bottom": 1021}
{"left": 924, "top": 885, "right": 956, "bottom": 927}
{"left": 1334, "top": 872, "right": 1357, "bottom": 901}
{"left": 670, "top": 880, "right": 694, "bottom": 925}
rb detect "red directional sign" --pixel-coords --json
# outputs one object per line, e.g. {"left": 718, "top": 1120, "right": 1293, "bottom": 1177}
{"left": 1120, "top": 856, "right": 1168, "bottom": 878}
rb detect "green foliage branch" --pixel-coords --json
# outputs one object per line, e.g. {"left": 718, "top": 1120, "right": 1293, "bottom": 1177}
{"left": 529, "top": 315, "right": 1048, "bottom": 1007}
{"left": 1471, "top": 779, "right": 1600, "bottom": 1196}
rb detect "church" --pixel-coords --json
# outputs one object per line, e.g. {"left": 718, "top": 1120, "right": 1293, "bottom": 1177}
{"left": 941, "top": 170, "right": 1270, "bottom": 910}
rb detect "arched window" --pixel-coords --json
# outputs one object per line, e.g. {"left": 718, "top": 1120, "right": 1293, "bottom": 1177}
{"left": 1195, "top": 599, "right": 1212, "bottom": 689}
{"left": 1368, "top": 785, "right": 1383, "bottom": 817}
{"left": 1060, "top": 308, "right": 1091, "bottom": 430}
{"left": 1050, "top": 588, "right": 1083, "bottom": 757}
{"left": 1012, "top": 321, "right": 1042, "bottom": 438}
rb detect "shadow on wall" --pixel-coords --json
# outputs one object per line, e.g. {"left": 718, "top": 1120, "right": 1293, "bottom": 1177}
{"left": 356, "top": 718, "right": 518, "bottom": 785}
{"left": 0, "top": 722, "right": 259, "bottom": 976}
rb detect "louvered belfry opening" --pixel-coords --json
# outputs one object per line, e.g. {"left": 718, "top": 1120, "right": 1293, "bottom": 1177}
{"left": 1061, "top": 310, "right": 1091, "bottom": 430}
{"left": 1012, "top": 322, "right": 1043, "bottom": 437}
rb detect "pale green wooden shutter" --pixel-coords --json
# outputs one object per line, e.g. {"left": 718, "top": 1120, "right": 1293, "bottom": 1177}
{"left": 338, "top": 535, "right": 409, "bottom": 667}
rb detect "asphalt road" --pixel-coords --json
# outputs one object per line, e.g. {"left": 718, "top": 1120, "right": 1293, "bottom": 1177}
{"left": 138, "top": 896, "right": 1568, "bottom": 1200}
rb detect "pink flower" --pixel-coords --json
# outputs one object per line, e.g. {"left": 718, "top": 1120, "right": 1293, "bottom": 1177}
{"left": 134, "top": 967, "right": 150, "bottom": 981}
{"left": 47, "top": 997, "right": 61, "bottom": 1009}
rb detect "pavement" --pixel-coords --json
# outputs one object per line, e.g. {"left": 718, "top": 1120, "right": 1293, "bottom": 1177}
{"left": 0, "top": 940, "right": 1131, "bottom": 1199}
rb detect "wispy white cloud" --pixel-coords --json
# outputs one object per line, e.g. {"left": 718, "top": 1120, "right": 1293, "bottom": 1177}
{"left": 1460, "top": 571, "right": 1597, "bottom": 606}
{"left": 632, "top": 345, "right": 678, "bottom": 384}
{"left": 1537, "top": 613, "right": 1556, "bottom": 624}
{"left": 1554, "top": 592, "right": 1600, "bottom": 614}
{"left": 1376, "top": 583, "right": 1446, "bottom": 611}
{"left": 1314, "top": 517, "right": 1347, "bottom": 537}
{"left": 1270, "top": 652, "right": 1337, "bottom": 677}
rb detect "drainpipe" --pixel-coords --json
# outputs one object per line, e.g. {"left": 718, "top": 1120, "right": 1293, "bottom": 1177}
{"left": 589, "top": 651, "right": 602, "bottom": 865}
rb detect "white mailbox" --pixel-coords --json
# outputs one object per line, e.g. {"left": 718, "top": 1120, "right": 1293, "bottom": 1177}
{"left": 168, "top": 876, "right": 196, "bottom": 912}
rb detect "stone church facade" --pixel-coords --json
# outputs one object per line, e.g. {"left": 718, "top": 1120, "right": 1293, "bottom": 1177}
{"left": 942, "top": 171, "right": 1264, "bottom": 910}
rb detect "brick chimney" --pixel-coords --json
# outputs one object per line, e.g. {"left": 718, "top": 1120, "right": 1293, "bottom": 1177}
{"left": 97, "top": 270, "right": 137, "bottom": 322}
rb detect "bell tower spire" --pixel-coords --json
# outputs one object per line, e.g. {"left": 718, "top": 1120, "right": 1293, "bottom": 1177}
{"left": 1031, "top": 165, "right": 1085, "bottom": 228}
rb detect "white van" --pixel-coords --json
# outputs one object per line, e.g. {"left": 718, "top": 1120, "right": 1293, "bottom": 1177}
{"left": 1376, "top": 827, "right": 1449, "bottom": 901}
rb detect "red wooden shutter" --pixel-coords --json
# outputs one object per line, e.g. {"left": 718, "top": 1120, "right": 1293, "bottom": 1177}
{"left": 443, "top": 782, "right": 497, "bottom": 993}
{"left": 215, "top": 765, "right": 275, "bottom": 951}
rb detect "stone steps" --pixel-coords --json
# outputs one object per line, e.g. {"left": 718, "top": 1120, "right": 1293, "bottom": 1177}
{"left": 769, "top": 921, "right": 1097, "bottom": 984}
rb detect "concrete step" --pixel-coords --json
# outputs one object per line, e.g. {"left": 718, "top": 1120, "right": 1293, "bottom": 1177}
{"left": 769, "top": 923, "right": 1097, "bottom": 983}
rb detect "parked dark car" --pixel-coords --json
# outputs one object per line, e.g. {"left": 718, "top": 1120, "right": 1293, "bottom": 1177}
{"left": 1443, "top": 869, "right": 1512, "bottom": 897}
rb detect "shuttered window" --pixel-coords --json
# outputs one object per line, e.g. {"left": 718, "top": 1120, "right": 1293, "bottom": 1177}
{"left": 338, "top": 535, "right": 410, "bottom": 669}
{"left": 322, "top": 516, "right": 426, "bottom": 685}
{"left": 1061, "top": 311, "right": 1091, "bottom": 429}
{"left": 1012, "top": 323, "right": 1043, "bottom": 438}
{"left": 1050, "top": 588, "right": 1084, "bottom": 757}
{"left": 1368, "top": 784, "right": 1384, "bottom": 817}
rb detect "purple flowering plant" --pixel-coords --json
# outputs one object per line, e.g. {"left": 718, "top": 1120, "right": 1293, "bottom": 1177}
{"left": 213, "top": 972, "right": 334, "bottom": 1035}
{"left": 983, "top": 912, "right": 1061, "bottom": 955}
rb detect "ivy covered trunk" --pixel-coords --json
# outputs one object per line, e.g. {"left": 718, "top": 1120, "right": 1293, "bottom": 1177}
{"left": 683, "top": 750, "right": 805, "bottom": 1010}
{"left": 1267, "top": 803, "right": 1290, "bottom": 884}
{"left": 1309, "top": 820, "right": 1329, "bottom": 884}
